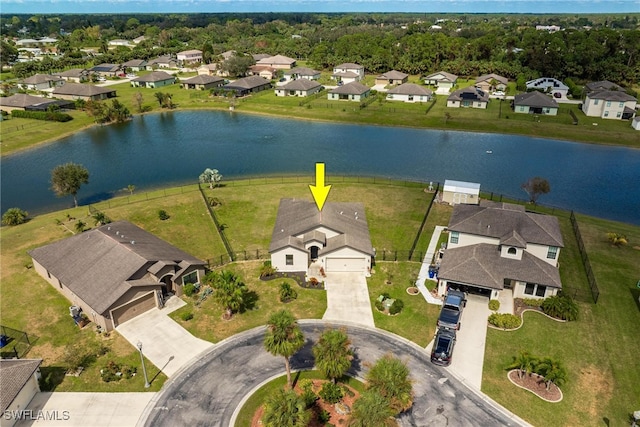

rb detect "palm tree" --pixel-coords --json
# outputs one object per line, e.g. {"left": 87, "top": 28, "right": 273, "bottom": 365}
{"left": 365, "top": 354, "right": 413, "bottom": 414}
{"left": 507, "top": 351, "right": 538, "bottom": 379}
{"left": 199, "top": 168, "right": 222, "bottom": 189}
{"left": 263, "top": 309, "right": 305, "bottom": 389}
{"left": 312, "top": 328, "right": 353, "bottom": 384}
{"left": 206, "top": 270, "right": 248, "bottom": 319}
{"left": 348, "top": 390, "right": 395, "bottom": 427}
{"left": 262, "top": 388, "right": 310, "bottom": 427}
{"left": 535, "top": 357, "right": 568, "bottom": 391}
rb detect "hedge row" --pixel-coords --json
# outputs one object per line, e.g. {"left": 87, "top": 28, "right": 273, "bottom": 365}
{"left": 11, "top": 110, "right": 73, "bottom": 122}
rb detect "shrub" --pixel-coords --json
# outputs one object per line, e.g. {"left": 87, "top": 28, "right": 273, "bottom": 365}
{"left": 522, "top": 298, "right": 544, "bottom": 307}
{"left": 180, "top": 311, "right": 194, "bottom": 321}
{"left": 260, "top": 260, "right": 276, "bottom": 277}
{"left": 100, "top": 361, "right": 136, "bottom": 382}
{"left": 183, "top": 283, "right": 196, "bottom": 297}
{"left": 389, "top": 299, "right": 404, "bottom": 315}
{"left": 2, "top": 207, "right": 29, "bottom": 226}
{"left": 488, "top": 299, "right": 500, "bottom": 311}
{"left": 158, "top": 209, "right": 170, "bottom": 220}
{"left": 318, "top": 409, "right": 331, "bottom": 423}
{"left": 542, "top": 295, "right": 579, "bottom": 321}
{"left": 488, "top": 313, "right": 522, "bottom": 329}
{"left": 279, "top": 282, "right": 298, "bottom": 302}
{"left": 11, "top": 109, "right": 73, "bottom": 122}
{"left": 319, "top": 382, "right": 343, "bottom": 404}
{"left": 374, "top": 299, "right": 385, "bottom": 312}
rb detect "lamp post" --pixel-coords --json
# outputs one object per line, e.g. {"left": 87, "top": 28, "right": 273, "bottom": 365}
{"left": 136, "top": 341, "right": 150, "bottom": 388}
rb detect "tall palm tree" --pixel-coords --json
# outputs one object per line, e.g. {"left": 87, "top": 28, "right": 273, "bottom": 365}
{"left": 263, "top": 309, "right": 305, "bottom": 389}
{"left": 348, "top": 389, "right": 395, "bottom": 427}
{"left": 199, "top": 168, "right": 223, "bottom": 189}
{"left": 365, "top": 354, "right": 413, "bottom": 415}
{"left": 312, "top": 328, "right": 353, "bottom": 384}
{"left": 262, "top": 388, "right": 310, "bottom": 427}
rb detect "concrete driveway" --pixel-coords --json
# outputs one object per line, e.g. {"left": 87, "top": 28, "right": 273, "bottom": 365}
{"left": 16, "top": 392, "right": 153, "bottom": 427}
{"left": 322, "top": 272, "right": 374, "bottom": 327}
{"left": 116, "top": 297, "right": 213, "bottom": 377}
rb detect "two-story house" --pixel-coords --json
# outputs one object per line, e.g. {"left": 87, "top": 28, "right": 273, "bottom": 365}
{"left": 582, "top": 90, "right": 637, "bottom": 120}
{"left": 332, "top": 63, "right": 365, "bottom": 83}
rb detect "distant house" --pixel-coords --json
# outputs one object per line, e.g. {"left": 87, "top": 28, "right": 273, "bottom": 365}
{"left": 53, "top": 68, "right": 89, "bottom": 83}
{"left": 437, "top": 201, "right": 564, "bottom": 300}
{"left": 130, "top": 71, "right": 176, "bottom": 89}
{"left": 475, "top": 73, "right": 508, "bottom": 92}
{"left": 223, "top": 75, "right": 272, "bottom": 96}
{"left": 146, "top": 56, "right": 178, "bottom": 70}
{"left": 91, "top": 63, "right": 123, "bottom": 77}
{"left": 441, "top": 180, "right": 480, "bottom": 205}
{"left": 327, "top": 81, "right": 371, "bottom": 102}
{"left": 19, "top": 74, "right": 64, "bottom": 91}
{"left": 526, "top": 77, "right": 569, "bottom": 98}
{"left": 256, "top": 54, "right": 297, "bottom": 70}
{"left": 584, "top": 80, "right": 623, "bottom": 93}
{"left": 197, "top": 64, "right": 219, "bottom": 76}
{"left": 424, "top": 71, "right": 458, "bottom": 94}
{"left": 0, "top": 359, "right": 42, "bottom": 427}
{"left": 249, "top": 65, "right": 277, "bottom": 80}
{"left": 28, "top": 221, "right": 206, "bottom": 331}
{"left": 181, "top": 75, "right": 225, "bottom": 90}
{"left": 283, "top": 67, "right": 321, "bottom": 82}
{"left": 0, "top": 93, "right": 71, "bottom": 113}
{"left": 122, "top": 59, "right": 148, "bottom": 72}
{"left": 535, "top": 25, "right": 561, "bottom": 33}
{"left": 375, "top": 70, "right": 409, "bottom": 86}
{"left": 269, "top": 199, "right": 374, "bottom": 275}
{"left": 447, "top": 86, "right": 489, "bottom": 109}
{"left": 581, "top": 90, "right": 637, "bottom": 120}
{"left": 52, "top": 83, "right": 117, "bottom": 101}
{"left": 332, "top": 63, "right": 365, "bottom": 83}
{"left": 386, "top": 83, "right": 432, "bottom": 103}
{"left": 108, "top": 39, "right": 132, "bottom": 47}
{"left": 177, "top": 49, "right": 203, "bottom": 66}
{"left": 513, "top": 91, "right": 559, "bottom": 115}
{"left": 275, "top": 79, "right": 323, "bottom": 97}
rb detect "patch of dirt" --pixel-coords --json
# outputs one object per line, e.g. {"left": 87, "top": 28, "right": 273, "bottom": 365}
{"left": 251, "top": 380, "right": 360, "bottom": 427}
{"left": 574, "top": 365, "right": 613, "bottom": 419}
{"left": 508, "top": 370, "right": 562, "bottom": 402}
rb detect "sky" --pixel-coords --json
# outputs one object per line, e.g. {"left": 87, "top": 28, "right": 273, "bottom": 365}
{"left": 1, "top": 0, "right": 638, "bottom": 15}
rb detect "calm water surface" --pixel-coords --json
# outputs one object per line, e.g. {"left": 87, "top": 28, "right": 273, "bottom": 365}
{"left": 2, "top": 111, "right": 639, "bottom": 225}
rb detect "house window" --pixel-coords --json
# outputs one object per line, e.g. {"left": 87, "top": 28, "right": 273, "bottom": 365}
{"left": 547, "top": 246, "right": 559, "bottom": 259}
{"left": 507, "top": 247, "right": 517, "bottom": 255}
{"left": 450, "top": 231, "right": 459, "bottom": 244}
{"left": 616, "top": 112, "right": 621, "bottom": 118}
{"left": 606, "top": 101, "right": 611, "bottom": 107}
{"left": 286, "top": 254, "right": 294, "bottom": 265}
{"left": 524, "top": 283, "right": 535, "bottom": 295}
{"left": 182, "top": 270, "right": 198, "bottom": 285}
{"left": 408, "top": 95, "right": 413, "bottom": 101}
{"left": 594, "top": 99, "right": 599, "bottom": 105}
{"left": 619, "top": 102, "right": 624, "bottom": 108}
{"left": 535, "top": 285, "right": 547, "bottom": 297}
{"left": 519, "top": 106, "right": 525, "bottom": 112}
{"left": 604, "top": 111, "right": 609, "bottom": 117}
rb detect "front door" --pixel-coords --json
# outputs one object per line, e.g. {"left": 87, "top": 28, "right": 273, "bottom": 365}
{"left": 310, "top": 246, "right": 319, "bottom": 260}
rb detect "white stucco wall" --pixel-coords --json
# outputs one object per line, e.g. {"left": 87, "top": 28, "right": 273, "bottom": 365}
{"left": 271, "top": 247, "right": 308, "bottom": 272}
{"left": 526, "top": 243, "right": 560, "bottom": 267}
{"left": 1, "top": 373, "right": 40, "bottom": 427}
{"left": 448, "top": 232, "right": 497, "bottom": 248}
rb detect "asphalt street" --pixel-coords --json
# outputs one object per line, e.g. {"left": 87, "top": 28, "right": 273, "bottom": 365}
{"left": 139, "top": 320, "right": 527, "bottom": 427}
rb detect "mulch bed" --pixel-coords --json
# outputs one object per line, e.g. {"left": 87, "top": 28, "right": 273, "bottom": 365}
{"left": 513, "top": 298, "right": 544, "bottom": 317}
{"left": 260, "top": 272, "right": 325, "bottom": 290}
{"left": 507, "top": 370, "right": 562, "bottom": 402}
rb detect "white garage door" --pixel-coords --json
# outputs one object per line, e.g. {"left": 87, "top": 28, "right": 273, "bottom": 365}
{"left": 325, "top": 257, "right": 366, "bottom": 272}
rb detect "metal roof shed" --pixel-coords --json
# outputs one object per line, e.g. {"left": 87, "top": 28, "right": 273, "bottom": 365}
{"left": 442, "top": 180, "right": 481, "bottom": 205}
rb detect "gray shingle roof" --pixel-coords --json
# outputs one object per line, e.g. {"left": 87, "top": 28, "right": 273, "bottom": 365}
{"left": 586, "top": 90, "right": 637, "bottom": 102}
{"left": 0, "top": 359, "right": 42, "bottom": 412}
{"left": 448, "top": 201, "right": 564, "bottom": 247}
{"left": 334, "top": 63, "right": 363, "bottom": 70}
{"left": 20, "top": 74, "right": 63, "bottom": 85}
{"left": 224, "top": 75, "right": 271, "bottom": 90}
{"left": 122, "top": 59, "right": 147, "bottom": 67}
{"left": 585, "top": 80, "right": 623, "bottom": 92}
{"left": 378, "top": 70, "right": 408, "bottom": 80}
{"left": 28, "top": 221, "right": 205, "bottom": 315}
{"left": 0, "top": 93, "right": 50, "bottom": 108}
{"left": 132, "top": 71, "right": 175, "bottom": 83}
{"left": 284, "top": 67, "right": 320, "bottom": 77}
{"left": 53, "top": 68, "right": 87, "bottom": 78}
{"left": 269, "top": 199, "right": 374, "bottom": 256}
{"left": 329, "top": 81, "right": 370, "bottom": 95}
{"left": 514, "top": 91, "right": 559, "bottom": 108}
{"left": 387, "top": 83, "right": 433, "bottom": 96}
{"left": 280, "top": 79, "right": 322, "bottom": 91}
{"left": 438, "top": 243, "right": 563, "bottom": 290}
{"left": 52, "top": 83, "right": 116, "bottom": 97}
{"left": 448, "top": 86, "right": 489, "bottom": 102}
{"left": 181, "top": 75, "right": 224, "bottom": 85}
{"left": 475, "top": 73, "right": 508, "bottom": 85}
{"left": 424, "top": 71, "right": 458, "bottom": 82}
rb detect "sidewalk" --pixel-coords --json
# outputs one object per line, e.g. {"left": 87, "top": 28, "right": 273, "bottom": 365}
{"left": 415, "top": 225, "right": 446, "bottom": 306}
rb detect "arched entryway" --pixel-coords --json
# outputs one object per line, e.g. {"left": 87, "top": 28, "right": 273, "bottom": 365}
{"left": 160, "top": 275, "right": 173, "bottom": 296}
{"left": 309, "top": 245, "right": 320, "bottom": 260}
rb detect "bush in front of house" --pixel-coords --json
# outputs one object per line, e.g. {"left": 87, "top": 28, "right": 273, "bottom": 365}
{"left": 542, "top": 294, "right": 579, "bottom": 321}
{"left": 279, "top": 282, "right": 298, "bottom": 302}
{"left": 183, "top": 283, "right": 196, "bottom": 297}
{"left": 389, "top": 298, "right": 404, "bottom": 315}
{"left": 488, "top": 299, "right": 500, "bottom": 311}
{"left": 488, "top": 313, "right": 522, "bottom": 329}
{"left": 180, "top": 311, "right": 194, "bottom": 321}
{"left": 522, "top": 298, "right": 544, "bottom": 307}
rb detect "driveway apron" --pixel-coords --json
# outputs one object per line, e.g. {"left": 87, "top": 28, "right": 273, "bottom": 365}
{"left": 322, "top": 272, "right": 374, "bottom": 327}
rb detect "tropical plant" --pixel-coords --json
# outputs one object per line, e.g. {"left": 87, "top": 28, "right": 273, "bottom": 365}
{"left": 279, "top": 282, "right": 298, "bottom": 302}
{"left": 365, "top": 354, "right": 413, "bottom": 414}
{"left": 92, "top": 211, "right": 111, "bottom": 226}
{"left": 263, "top": 309, "right": 305, "bottom": 389}
{"left": 521, "top": 177, "right": 550, "bottom": 204}
{"left": 50, "top": 162, "right": 90, "bottom": 208}
{"left": 126, "top": 184, "right": 136, "bottom": 195}
{"left": 606, "top": 232, "right": 628, "bottom": 247}
{"left": 507, "top": 351, "right": 538, "bottom": 379}
{"left": 541, "top": 294, "right": 579, "bottom": 321}
{"left": 158, "top": 209, "right": 170, "bottom": 220}
{"left": 535, "top": 357, "right": 568, "bottom": 391}
{"left": 389, "top": 299, "right": 404, "bottom": 315}
{"left": 318, "top": 381, "right": 344, "bottom": 404}
{"left": 313, "top": 328, "right": 354, "bottom": 383}
{"left": 2, "top": 208, "right": 29, "bottom": 226}
{"left": 199, "top": 168, "right": 223, "bottom": 189}
{"left": 262, "top": 388, "right": 311, "bottom": 427}
{"left": 206, "top": 270, "right": 249, "bottom": 319}
{"left": 348, "top": 389, "right": 396, "bottom": 427}
{"left": 488, "top": 299, "right": 500, "bottom": 311}
{"left": 74, "top": 219, "right": 87, "bottom": 233}
{"left": 488, "top": 313, "right": 522, "bottom": 329}
{"left": 260, "top": 260, "right": 277, "bottom": 278}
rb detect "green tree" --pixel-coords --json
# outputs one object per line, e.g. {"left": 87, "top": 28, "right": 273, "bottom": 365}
{"left": 507, "top": 351, "right": 538, "bottom": 379}
{"left": 521, "top": 176, "right": 550, "bottom": 204}
{"left": 206, "top": 270, "right": 248, "bottom": 319}
{"left": 541, "top": 294, "right": 579, "bottom": 321}
{"left": 348, "top": 390, "right": 395, "bottom": 427}
{"left": 262, "top": 388, "right": 310, "bottom": 427}
{"left": 2, "top": 208, "right": 29, "bottom": 226}
{"left": 365, "top": 354, "right": 413, "bottom": 414}
{"left": 263, "top": 309, "right": 305, "bottom": 389}
{"left": 50, "top": 162, "right": 89, "bottom": 208}
{"left": 312, "top": 328, "right": 353, "bottom": 384}
{"left": 279, "top": 282, "right": 298, "bottom": 302}
{"left": 92, "top": 211, "right": 111, "bottom": 226}
{"left": 199, "top": 168, "right": 222, "bottom": 189}
{"left": 535, "top": 357, "right": 568, "bottom": 391}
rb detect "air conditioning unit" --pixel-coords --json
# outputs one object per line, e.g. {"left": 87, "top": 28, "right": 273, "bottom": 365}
{"left": 69, "top": 305, "right": 80, "bottom": 317}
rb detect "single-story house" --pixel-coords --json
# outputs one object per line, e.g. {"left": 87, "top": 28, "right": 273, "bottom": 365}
{"left": 130, "top": 71, "right": 176, "bottom": 89}
{"left": 252, "top": 53, "right": 272, "bottom": 62}
{"left": 0, "top": 359, "right": 42, "bottom": 427}
{"left": 53, "top": 68, "right": 89, "bottom": 83}
{"left": 108, "top": 39, "right": 132, "bottom": 47}
{"left": 19, "top": 74, "right": 64, "bottom": 91}
{"left": 632, "top": 117, "right": 640, "bottom": 131}
{"left": 332, "top": 63, "right": 365, "bottom": 83}
{"left": 584, "top": 80, "right": 623, "bottom": 93}
{"left": 122, "top": 59, "right": 148, "bottom": 72}
{"left": 447, "top": 86, "right": 489, "bottom": 109}
{"left": 269, "top": 199, "right": 374, "bottom": 275}
{"left": 385, "top": 83, "right": 433, "bottom": 103}
{"left": 437, "top": 201, "right": 564, "bottom": 300}
{"left": 327, "top": 81, "right": 371, "bottom": 102}
{"left": 52, "top": 83, "right": 117, "bottom": 101}
{"left": 581, "top": 90, "right": 637, "bottom": 120}
{"left": 181, "top": 74, "right": 225, "bottom": 90}
{"left": 16, "top": 38, "right": 56, "bottom": 47}
{"left": 146, "top": 56, "right": 178, "bottom": 70}
{"left": 283, "top": 67, "right": 321, "bottom": 81}
{"left": 177, "top": 49, "right": 203, "bottom": 65}
{"left": 256, "top": 54, "right": 297, "bottom": 70}
{"left": 249, "top": 65, "right": 277, "bottom": 80}
{"left": 526, "top": 77, "right": 569, "bottom": 98}
{"left": 91, "top": 63, "right": 123, "bottom": 77}
{"left": 441, "top": 180, "right": 480, "bottom": 205}
{"left": 0, "top": 94, "right": 69, "bottom": 113}
{"left": 28, "top": 221, "right": 207, "bottom": 331}
{"left": 424, "top": 71, "right": 458, "bottom": 94}
{"left": 223, "top": 75, "right": 272, "bottom": 96}
{"left": 475, "top": 73, "right": 508, "bottom": 92}
{"left": 275, "top": 79, "right": 323, "bottom": 97}
{"left": 375, "top": 70, "right": 409, "bottom": 86}
{"left": 197, "top": 64, "right": 219, "bottom": 76}
{"left": 513, "top": 91, "right": 559, "bottom": 115}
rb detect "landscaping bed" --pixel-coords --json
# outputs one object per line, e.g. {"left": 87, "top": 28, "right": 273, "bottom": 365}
{"left": 507, "top": 370, "right": 562, "bottom": 403}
